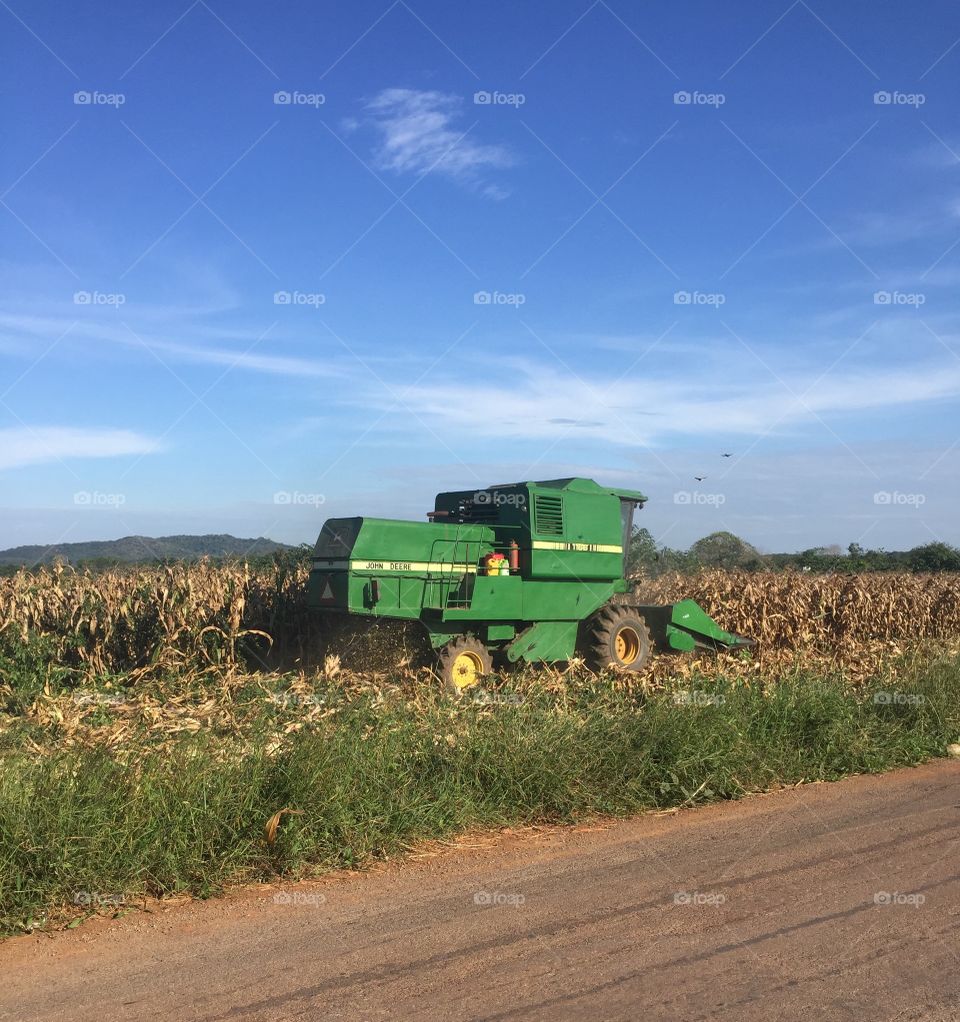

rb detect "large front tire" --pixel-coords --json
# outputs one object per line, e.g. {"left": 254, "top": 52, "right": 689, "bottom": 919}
{"left": 438, "top": 635, "right": 492, "bottom": 695}
{"left": 585, "top": 605, "right": 652, "bottom": 674}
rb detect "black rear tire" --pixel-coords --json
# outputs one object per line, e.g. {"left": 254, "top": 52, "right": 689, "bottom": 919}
{"left": 585, "top": 605, "right": 652, "bottom": 673}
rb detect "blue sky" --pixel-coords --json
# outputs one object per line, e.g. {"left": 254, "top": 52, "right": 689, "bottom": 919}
{"left": 1, "top": 0, "right": 959, "bottom": 553}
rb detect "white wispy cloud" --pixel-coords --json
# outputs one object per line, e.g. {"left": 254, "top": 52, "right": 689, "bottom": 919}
{"left": 790, "top": 202, "right": 960, "bottom": 256}
{"left": 135, "top": 336, "right": 336, "bottom": 378}
{"left": 0, "top": 313, "right": 339, "bottom": 379}
{"left": 910, "top": 139, "right": 960, "bottom": 170}
{"left": 361, "top": 88, "right": 514, "bottom": 195}
{"left": 0, "top": 427, "right": 162, "bottom": 470}
{"left": 390, "top": 356, "right": 960, "bottom": 447}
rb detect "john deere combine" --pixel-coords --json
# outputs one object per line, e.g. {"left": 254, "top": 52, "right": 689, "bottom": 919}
{"left": 308, "top": 478, "right": 752, "bottom": 690}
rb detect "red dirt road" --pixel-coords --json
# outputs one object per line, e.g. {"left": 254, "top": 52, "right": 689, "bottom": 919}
{"left": 3, "top": 761, "right": 959, "bottom": 1021}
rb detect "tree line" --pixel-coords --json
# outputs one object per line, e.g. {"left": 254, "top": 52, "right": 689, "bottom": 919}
{"left": 628, "top": 529, "right": 960, "bottom": 576}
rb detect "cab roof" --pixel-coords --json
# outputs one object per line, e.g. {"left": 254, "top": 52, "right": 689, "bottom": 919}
{"left": 485, "top": 477, "right": 648, "bottom": 504}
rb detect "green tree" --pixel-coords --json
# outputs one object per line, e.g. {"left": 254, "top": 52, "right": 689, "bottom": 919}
{"left": 908, "top": 542, "right": 960, "bottom": 572}
{"left": 627, "top": 527, "right": 660, "bottom": 575}
{"left": 689, "top": 531, "right": 761, "bottom": 570}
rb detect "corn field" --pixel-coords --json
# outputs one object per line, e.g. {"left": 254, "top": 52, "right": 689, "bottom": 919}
{"left": 641, "top": 570, "right": 960, "bottom": 647}
{"left": 1, "top": 563, "right": 959, "bottom": 684}
{"left": 0, "top": 561, "right": 319, "bottom": 680}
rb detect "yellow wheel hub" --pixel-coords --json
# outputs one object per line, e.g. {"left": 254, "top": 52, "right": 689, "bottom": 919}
{"left": 451, "top": 650, "right": 484, "bottom": 690}
{"left": 614, "top": 626, "right": 641, "bottom": 665}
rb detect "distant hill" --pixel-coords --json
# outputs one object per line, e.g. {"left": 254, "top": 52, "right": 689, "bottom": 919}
{"left": 0, "top": 534, "right": 295, "bottom": 567}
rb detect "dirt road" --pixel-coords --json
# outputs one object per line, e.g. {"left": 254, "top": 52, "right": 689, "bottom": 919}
{"left": 3, "top": 761, "right": 959, "bottom": 1021}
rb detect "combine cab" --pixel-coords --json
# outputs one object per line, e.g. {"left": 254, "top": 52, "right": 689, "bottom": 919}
{"left": 308, "top": 478, "right": 752, "bottom": 691}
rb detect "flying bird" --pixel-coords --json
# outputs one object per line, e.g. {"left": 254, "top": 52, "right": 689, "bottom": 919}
{"left": 721, "top": 452, "right": 733, "bottom": 457}
{"left": 694, "top": 476, "right": 706, "bottom": 482}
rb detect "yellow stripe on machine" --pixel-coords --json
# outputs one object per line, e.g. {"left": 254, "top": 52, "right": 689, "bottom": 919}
{"left": 531, "top": 541, "right": 622, "bottom": 553}
{"left": 312, "top": 559, "right": 478, "bottom": 574}
{"left": 311, "top": 543, "right": 621, "bottom": 572}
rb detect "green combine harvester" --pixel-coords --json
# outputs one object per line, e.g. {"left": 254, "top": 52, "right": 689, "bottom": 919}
{"left": 308, "top": 478, "right": 752, "bottom": 691}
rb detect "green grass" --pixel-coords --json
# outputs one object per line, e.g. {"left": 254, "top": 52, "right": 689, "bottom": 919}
{"left": 1, "top": 655, "right": 959, "bottom": 937}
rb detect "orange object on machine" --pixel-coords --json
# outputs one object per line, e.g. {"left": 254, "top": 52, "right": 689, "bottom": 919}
{"left": 508, "top": 539, "right": 519, "bottom": 572}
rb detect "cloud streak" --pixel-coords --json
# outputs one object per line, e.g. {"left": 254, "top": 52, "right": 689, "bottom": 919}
{"left": 0, "top": 426, "right": 162, "bottom": 470}
{"left": 363, "top": 88, "right": 513, "bottom": 195}
{"left": 392, "top": 357, "right": 960, "bottom": 447}
{"left": 0, "top": 313, "right": 339, "bottom": 380}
